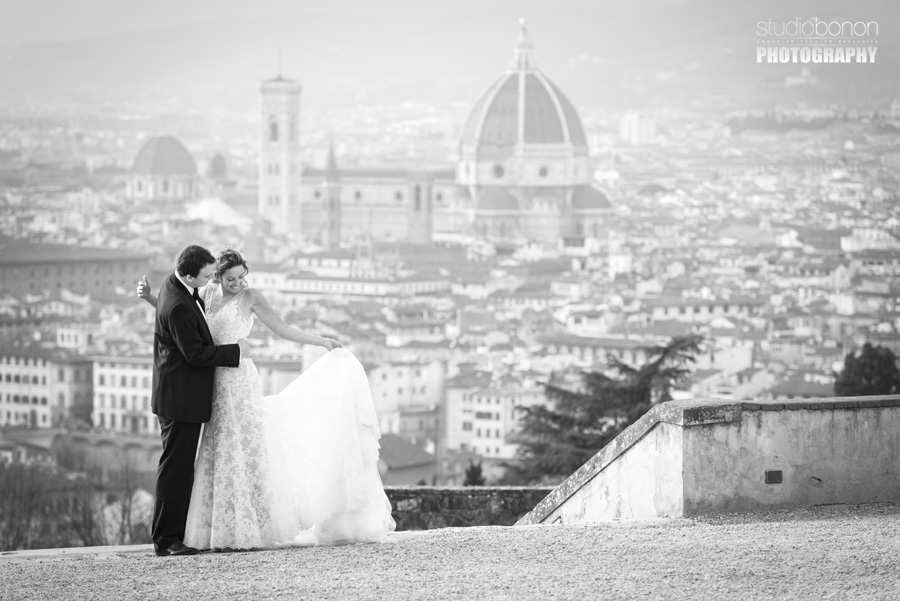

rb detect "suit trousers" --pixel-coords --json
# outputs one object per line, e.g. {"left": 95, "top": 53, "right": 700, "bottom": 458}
{"left": 151, "top": 415, "right": 202, "bottom": 550}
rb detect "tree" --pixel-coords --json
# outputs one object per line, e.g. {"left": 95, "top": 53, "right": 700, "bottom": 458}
{"left": 463, "top": 460, "right": 486, "bottom": 486}
{"left": 0, "top": 461, "right": 47, "bottom": 551}
{"left": 834, "top": 343, "right": 900, "bottom": 397}
{"left": 504, "top": 334, "right": 705, "bottom": 485}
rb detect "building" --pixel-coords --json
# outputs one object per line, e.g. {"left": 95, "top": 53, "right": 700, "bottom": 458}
{"left": 444, "top": 379, "right": 545, "bottom": 460}
{"left": 620, "top": 112, "right": 657, "bottom": 145}
{"left": 91, "top": 355, "right": 155, "bottom": 436}
{"left": 0, "top": 346, "right": 92, "bottom": 428}
{"left": 257, "top": 75, "right": 303, "bottom": 235}
{"left": 0, "top": 238, "right": 150, "bottom": 297}
{"left": 456, "top": 20, "right": 611, "bottom": 243}
{"left": 367, "top": 359, "right": 445, "bottom": 440}
{"left": 125, "top": 135, "right": 200, "bottom": 201}
{"left": 254, "top": 21, "right": 611, "bottom": 246}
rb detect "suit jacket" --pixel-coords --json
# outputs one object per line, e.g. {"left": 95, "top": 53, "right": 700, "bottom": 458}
{"left": 151, "top": 273, "right": 241, "bottom": 423}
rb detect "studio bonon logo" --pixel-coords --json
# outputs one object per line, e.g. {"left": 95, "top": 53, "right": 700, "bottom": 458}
{"left": 756, "top": 17, "right": 878, "bottom": 63}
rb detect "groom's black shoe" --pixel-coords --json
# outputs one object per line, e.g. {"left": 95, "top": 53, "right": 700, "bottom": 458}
{"left": 155, "top": 541, "right": 200, "bottom": 557}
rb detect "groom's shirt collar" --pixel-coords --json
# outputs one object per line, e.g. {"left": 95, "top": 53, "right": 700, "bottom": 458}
{"left": 174, "top": 271, "right": 194, "bottom": 294}
{"left": 174, "top": 272, "right": 205, "bottom": 315}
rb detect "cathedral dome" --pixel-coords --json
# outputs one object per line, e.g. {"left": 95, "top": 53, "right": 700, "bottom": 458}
{"left": 131, "top": 136, "right": 197, "bottom": 177}
{"left": 457, "top": 21, "right": 592, "bottom": 191}
{"left": 460, "top": 22, "right": 587, "bottom": 151}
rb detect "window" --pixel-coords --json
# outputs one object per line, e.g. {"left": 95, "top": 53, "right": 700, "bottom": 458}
{"left": 99, "top": 375, "right": 105, "bottom": 386}
{"left": 269, "top": 118, "right": 278, "bottom": 142}
{"left": 462, "top": 422, "right": 472, "bottom": 431}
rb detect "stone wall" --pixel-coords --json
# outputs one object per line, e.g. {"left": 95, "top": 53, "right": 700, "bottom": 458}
{"left": 385, "top": 486, "right": 553, "bottom": 530}
{"left": 518, "top": 395, "right": 900, "bottom": 525}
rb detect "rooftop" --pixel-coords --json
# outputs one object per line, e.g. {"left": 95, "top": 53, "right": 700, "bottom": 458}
{"left": 0, "top": 239, "right": 148, "bottom": 265}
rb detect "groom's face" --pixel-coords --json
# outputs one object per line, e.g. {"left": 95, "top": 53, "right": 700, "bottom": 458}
{"left": 185, "top": 263, "right": 216, "bottom": 288}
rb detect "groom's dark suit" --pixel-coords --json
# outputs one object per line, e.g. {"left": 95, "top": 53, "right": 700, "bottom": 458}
{"left": 151, "top": 273, "right": 241, "bottom": 552}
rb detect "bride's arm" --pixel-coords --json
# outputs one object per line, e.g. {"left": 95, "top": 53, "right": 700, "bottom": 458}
{"left": 136, "top": 274, "right": 158, "bottom": 309}
{"left": 246, "top": 288, "right": 342, "bottom": 350}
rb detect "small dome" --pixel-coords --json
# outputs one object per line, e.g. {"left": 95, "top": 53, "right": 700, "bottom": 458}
{"left": 477, "top": 187, "right": 519, "bottom": 212}
{"left": 208, "top": 153, "right": 228, "bottom": 180}
{"left": 131, "top": 136, "right": 197, "bottom": 177}
{"left": 572, "top": 186, "right": 610, "bottom": 211}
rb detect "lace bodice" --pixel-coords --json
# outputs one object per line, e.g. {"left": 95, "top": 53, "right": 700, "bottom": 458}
{"left": 204, "top": 286, "right": 253, "bottom": 345}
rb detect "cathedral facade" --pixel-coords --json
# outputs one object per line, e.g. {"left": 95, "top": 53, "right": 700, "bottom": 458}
{"left": 257, "top": 21, "right": 610, "bottom": 245}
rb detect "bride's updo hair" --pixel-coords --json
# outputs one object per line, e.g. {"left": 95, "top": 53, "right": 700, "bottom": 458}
{"left": 214, "top": 248, "right": 249, "bottom": 282}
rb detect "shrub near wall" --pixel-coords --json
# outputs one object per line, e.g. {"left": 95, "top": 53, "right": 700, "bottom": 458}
{"left": 385, "top": 486, "right": 553, "bottom": 530}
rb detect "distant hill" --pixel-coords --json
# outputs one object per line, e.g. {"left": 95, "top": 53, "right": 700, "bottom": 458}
{"left": 0, "top": 0, "right": 897, "bottom": 112}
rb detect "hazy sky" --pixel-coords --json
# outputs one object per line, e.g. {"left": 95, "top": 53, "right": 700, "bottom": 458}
{"left": 0, "top": 0, "right": 690, "bottom": 46}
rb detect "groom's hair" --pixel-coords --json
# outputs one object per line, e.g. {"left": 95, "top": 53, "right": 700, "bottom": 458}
{"left": 175, "top": 245, "right": 216, "bottom": 278}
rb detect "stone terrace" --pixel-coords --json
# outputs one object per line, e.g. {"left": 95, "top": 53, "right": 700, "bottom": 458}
{"left": 3, "top": 503, "right": 900, "bottom": 601}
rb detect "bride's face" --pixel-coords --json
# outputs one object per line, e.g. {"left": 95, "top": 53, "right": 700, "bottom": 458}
{"left": 221, "top": 265, "right": 248, "bottom": 294}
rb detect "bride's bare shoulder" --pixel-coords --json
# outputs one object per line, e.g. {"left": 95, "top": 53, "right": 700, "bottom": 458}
{"left": 243, "top": 287, "right": 269, "bottom": 304}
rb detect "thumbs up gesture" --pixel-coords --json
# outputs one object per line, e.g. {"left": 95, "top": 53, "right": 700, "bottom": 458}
{"left": 136, "top": 274, "right": 151, "bottom": 300}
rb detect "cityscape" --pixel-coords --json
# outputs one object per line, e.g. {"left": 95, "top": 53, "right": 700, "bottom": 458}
{"left": 1, "top": 0, "right": 900, "bottom": 550}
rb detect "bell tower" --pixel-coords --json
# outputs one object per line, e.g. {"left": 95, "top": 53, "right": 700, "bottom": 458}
{"left": 259, "top": 72, "right": 302, "bottom": 235}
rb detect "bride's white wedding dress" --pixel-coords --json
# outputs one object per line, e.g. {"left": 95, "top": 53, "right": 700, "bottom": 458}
{"left": 184, "top": 285, "right": 396, "bottom": 550}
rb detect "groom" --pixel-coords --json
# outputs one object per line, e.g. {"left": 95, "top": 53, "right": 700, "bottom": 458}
{"left": 149, "top": 245, "right": 247, "bottom": 557}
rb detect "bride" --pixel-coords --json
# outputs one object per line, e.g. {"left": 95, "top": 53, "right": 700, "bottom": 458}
{"left": 138, "top": 249, "right": 396, "bottom": 549}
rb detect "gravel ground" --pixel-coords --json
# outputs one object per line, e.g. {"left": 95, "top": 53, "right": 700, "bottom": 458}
{"left": 3, "top": 503, "right": 900, "bottom": 601}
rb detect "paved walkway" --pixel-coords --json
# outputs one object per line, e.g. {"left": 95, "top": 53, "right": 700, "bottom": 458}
{"left": 3, "top": 503, "right": 900, "bottom": 600}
